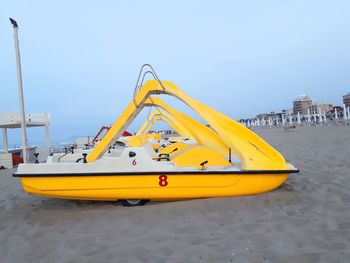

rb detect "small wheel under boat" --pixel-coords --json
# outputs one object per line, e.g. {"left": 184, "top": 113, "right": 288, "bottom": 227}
{"left": 120, "top": 199, "right": 148, "bottom": 207}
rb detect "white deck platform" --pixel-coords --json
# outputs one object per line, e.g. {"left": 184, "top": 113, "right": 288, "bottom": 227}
{"left": 0, "top": 112, "right": 50, "bottom": 128}
{"left": 1, "top": 112, "right": 51, "bottom": 166}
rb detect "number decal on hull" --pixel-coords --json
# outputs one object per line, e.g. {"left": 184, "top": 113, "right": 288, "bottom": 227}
{"left": 132, "top": 159, "right": 137, "bottom": 165}
{"left": 159, "top": 175, "right": 168, "bottom": 187}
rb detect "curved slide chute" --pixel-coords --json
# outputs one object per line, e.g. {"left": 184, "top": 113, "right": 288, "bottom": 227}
{"left": 136, "top": 110, "right": 193, "bottom": 139}
{"left": 144, "top": 97, "right": 229, "bottom": 155}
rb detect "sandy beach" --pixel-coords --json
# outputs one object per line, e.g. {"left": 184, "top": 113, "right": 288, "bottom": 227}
{"left": 0, "top": 126, "right": 349, "bottom": 262}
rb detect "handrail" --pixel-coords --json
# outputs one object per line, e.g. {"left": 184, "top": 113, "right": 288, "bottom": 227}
{"left": 139, "top": 71, "right": 154, "bottom": 90}
{"left": 132, "top": 64, "right": 165, "bottom": 107}
{"left": 57, "top": 151, "right": 70, "bottom": 162}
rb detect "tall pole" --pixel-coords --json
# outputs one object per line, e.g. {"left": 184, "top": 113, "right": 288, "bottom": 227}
{"left": 10, "top": 18, "right": 28, "bottom": 163}
{"left": 2, "top": 128, "right": 9, "bottom": 153}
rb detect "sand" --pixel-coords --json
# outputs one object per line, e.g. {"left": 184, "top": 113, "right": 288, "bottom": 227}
{"left": 0, "top": 126, "right": 349, "bottom": 262}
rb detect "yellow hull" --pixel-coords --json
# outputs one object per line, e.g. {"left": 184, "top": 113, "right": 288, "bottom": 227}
{"left": 18, "top": 172, "right": 291, "bottom": 201}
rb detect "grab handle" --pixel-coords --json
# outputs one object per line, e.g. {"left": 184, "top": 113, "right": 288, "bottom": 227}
{"left": 200, "top": 160, "right": 208, "bottom": 170}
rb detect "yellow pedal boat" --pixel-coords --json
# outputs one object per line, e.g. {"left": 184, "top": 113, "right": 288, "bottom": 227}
{"left": 14, "top": 65, "right": 299, "bottom": 206}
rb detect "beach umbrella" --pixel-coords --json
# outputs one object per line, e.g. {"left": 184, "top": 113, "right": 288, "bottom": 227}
{"left": 315, "top": 112, "right": 318, "bottom": 122}
{"left": 334, "top": 108, "right": 338, "bottom": 120}
{"left": 343, "top": 104, "right": 347, "bottom": 120}
{"left": 318, "top": 108, "right": 323, "bottom": 122}
{"left": 297, "top": 112, "right": 301, "bottom": 125}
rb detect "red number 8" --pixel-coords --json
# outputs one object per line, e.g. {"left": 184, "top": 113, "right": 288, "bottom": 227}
{"left": 159, "top": 175, "right": 168, "bottom": 187}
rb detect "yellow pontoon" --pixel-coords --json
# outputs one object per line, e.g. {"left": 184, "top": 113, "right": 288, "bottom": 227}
{"left": 14, "top": 65, "right": 298, "bottom": 206}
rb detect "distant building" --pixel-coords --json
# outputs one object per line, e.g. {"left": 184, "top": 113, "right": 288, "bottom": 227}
{"left": 329, "top": 106, "right": 344, "bottom": 118}
{"left": 343, "top": 92, "right": 350, "bottom": 107}
{"left": 293, "top": 95, "right": 312, "bottom": 115}
{"left": 257, "top": 112, "right": 283, "bottom": 119}
{"left": 256, "top": 113, "right": 269, "bottom": 119}
{"left": 282, "top": 109, "right": 293, "bottom": 117}
{"left": 308, "top": 103, "right": 333, "bottom": 114}
{"left": 267, "top": 112, "right": 282, "bottom": 120}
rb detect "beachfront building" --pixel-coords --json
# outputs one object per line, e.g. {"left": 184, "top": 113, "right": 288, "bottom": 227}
{"left": 329, "top": 106, "right": 343, "bottom": 119}
{"left": 268, "top": 112, "right": 283, "bottom": 120}
{"left": 343, "top": 92, "right": 350, "bottom": 107}
{"left": 256, "top": 113, "right": 268, "bottom": 120}
{"left": 308, "top": 103, "right": 333, "bottom": 115}
{"left": 293, "top": 95, "right": 312, "bottom": 115}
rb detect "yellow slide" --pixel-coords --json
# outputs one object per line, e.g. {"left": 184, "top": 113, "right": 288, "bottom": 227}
{"left": 87, "top": 80, "right": 288, "bottom": 170}
{"left": 136, "top": 110, "right": 193, "bottom": 139}
{"left": 144, "top": 97, "right": 229, "bottom": 155}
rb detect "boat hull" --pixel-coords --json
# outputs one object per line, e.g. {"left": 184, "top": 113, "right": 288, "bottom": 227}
{"left": 16, "top": 172, "right": 293, "bottom": 201}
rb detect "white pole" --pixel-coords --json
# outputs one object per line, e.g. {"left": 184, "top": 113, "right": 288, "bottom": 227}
{"left": 334, "top": 108, "right": 338, "bottom": 120}
{"left": 343, "top": 104, "right": 347, "bottom": 120}
{"left": 289, "top": 112, "right": 292, "bottom": 125}
{"left": 307, "top": 109, "right": 311, "bottom": 123}
{"left": 2, "top": 128, "right": 9, "bottom": 153}
{"left": 318, "top": 108, "right": 323, "bottom": 123}
{"left": 313, "top": 110, "right": 317, "bottom": 123}
{"left": 297, "top": 112, "right": 301, "bottom": 125}
{"left": 347, "top": 107, "right": 350, "bottom": 121}
{"left": 45, "top": 124, "right": 51, "bottom": 149}
{"left": 323, "top": 110, "right": 327, "bottom": 122}
{"left": 10, "top": 18, "right": 28, "bottom": 163}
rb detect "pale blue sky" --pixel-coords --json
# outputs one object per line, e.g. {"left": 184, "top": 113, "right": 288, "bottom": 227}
{"left": 1, "top": 0, "right": 349, "bottom": 147}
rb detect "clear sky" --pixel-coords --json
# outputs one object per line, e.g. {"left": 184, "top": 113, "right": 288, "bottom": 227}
{"left": 1, "top": 0, "right": 349, "bottom": 147}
